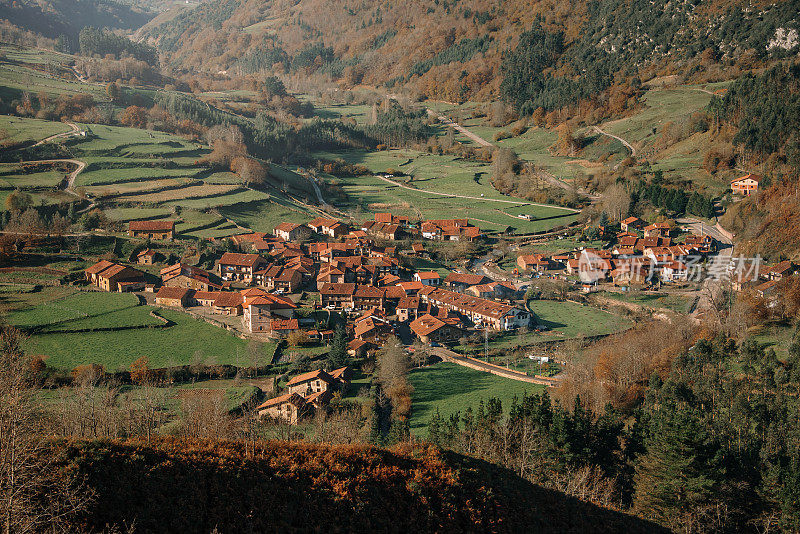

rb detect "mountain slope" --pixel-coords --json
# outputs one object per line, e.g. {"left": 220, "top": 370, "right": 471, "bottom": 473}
{"left": 58, "top": 437, "right": 664, "bottom": 533}
{"left": 140, "top": 0, "right": 800, "bottom": 106}
{"left": 0, "top": 0, "right": 154, "bottom": 41}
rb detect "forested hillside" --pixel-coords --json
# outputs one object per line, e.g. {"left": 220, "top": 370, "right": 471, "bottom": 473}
{"left": 0, "top": 0, "right": 153, "bottom": 42}
{"left": 140, "top": 0, "right": 799, "bottom": 110}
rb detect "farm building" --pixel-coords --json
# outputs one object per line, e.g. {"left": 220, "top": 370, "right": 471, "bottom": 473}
{"left": 155, "top": 286, "right": 192, "bottom": 307}
{"left": 161, "top": 263, "right": 222, "bottom": 291}
{"left": 85, "top": 261, "right": 146, "bottom": 292}
{"left": 257, "top": 392, "right": 307, "bottom": 424}
{"left": 128, "top": 220, "right": 175, "bottom": 240}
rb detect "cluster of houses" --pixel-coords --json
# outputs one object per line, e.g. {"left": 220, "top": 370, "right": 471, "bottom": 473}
{"left": 741, "top": 260, "right": 799, "bottom": 299}
{"left": 517, "top": 218, "right": 718, "bottom": 287}
{"left": 83, "top": 213, "right": 527, "bottom": 348}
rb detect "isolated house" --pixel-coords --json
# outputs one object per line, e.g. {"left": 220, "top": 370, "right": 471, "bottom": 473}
{"left": 731, "top": 174, "right": 760, "bottom": 196}
{"left": 128, "top": 220, "right": 175, "bottom": 240}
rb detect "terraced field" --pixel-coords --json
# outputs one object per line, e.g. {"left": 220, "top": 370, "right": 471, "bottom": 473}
{"left": 0, "top": 115, "right": 319, "bottom": 238}
{"left": 312, "top": 148, "right": 578, "bottom": 234}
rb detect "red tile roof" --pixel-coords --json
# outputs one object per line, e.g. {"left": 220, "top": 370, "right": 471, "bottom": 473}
{"left": 129, "top": 220, "right": 174, "bottom": 232}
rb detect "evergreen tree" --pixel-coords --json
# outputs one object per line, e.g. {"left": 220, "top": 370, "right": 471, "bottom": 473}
{"left": 327, "top": 326, "right": 348, "bottom": 369}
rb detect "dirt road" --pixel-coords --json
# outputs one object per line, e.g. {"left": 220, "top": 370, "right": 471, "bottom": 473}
{"left": 426, "top": 109, "right": 493, "bottom": 147}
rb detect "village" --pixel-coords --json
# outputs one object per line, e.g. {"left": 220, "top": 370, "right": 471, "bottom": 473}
{"left": 75, "top": 188, "right": 793, "bottom": 424}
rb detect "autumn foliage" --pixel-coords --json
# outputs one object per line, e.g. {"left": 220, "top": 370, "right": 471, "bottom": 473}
{"left": 53, "top": 437, "right": 659, "bottom": 533}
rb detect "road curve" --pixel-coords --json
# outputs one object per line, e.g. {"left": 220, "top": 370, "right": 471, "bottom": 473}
{"left": 33, "top": 121, "right": 82, "bottom": 147}
{"left": 591, "top": 126, "right": 636, "bottom": 157}
{"left": 18, "top": 159, "right": 85, "bottom": 196}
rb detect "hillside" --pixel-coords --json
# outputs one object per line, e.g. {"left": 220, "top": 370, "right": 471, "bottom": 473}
{"left": 56, "top": 438, "right": 663, "bottom": 533}
{"left": 140, "top": 0, "right": 799, "bottom": 107}
{"left": 0, "top": 0, "right": 154, "bottom": 41}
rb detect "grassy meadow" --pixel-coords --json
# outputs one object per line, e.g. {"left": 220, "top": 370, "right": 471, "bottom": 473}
{"left": 409, "top": 362, "right": 545, "bottom": 436}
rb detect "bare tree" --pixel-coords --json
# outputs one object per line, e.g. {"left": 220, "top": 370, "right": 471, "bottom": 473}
{"left": 0, "top": 326, "right": 92, "bottom": 533}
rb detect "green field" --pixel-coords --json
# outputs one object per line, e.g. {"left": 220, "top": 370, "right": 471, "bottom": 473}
{"left": 313, "top": 148, "right": 577, "bottom": 234}
{"left": 409, "top": 362, "right": 545, "bottom": 435}
{"left": 528, "top": 300, "right": 631, "bottom": 340}
{"left": 8, "top": 291, "right": 146, "bottom": 331}
{"left": 25, "top": 308, "right": 275, "bottom": 371}
{"left": 0, "top": 115, "right": 72, "bottom": 145}
{"left": 602, "top": 291, "right": 694, "bottom": 314}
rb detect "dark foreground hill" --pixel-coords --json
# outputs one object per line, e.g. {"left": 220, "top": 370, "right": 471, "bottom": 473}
{"left": 55, "top": 437, "right": 663, "bottom": 533}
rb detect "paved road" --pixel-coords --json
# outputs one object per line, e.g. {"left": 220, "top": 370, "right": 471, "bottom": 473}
{"left": 426, "top": 109, "right": 493, "bottom": 147}
{"left": 430, "top": 346, "right": 556, "bottom": 386}
{"left": 677, "top": 218, "right": 736, "bottom": 317}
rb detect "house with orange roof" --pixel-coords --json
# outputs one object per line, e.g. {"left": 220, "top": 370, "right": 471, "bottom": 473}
{"left": 256, "top": 392, "right": 307, "bottom": 424}
{"left": 274, "top": 222, "right": 310, "bottom": 242}
{"left": 413, "top": 271, "right": 441, "bottom": 286}
{"left": 155, "top": 286, "right": 192, "bottom": 307}
{"left": 218, "top": 252, "right": 267, "bottom": 284}
{"left": 128, "top": 220, "right": 175, "bottom": 240}
{"left": 409, "top": 314, "right": 462, "bottom": 344}
{"left": 731, "top": 174, "right": 761, "bottom": 196}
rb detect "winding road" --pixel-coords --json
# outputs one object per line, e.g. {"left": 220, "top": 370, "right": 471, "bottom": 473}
{"left": 32, "top": 121, "right": 82, "bottom": 147}
{"left": 18, "top": 158, "right": 85, "bottom": 196}
{"left": 591, "top": 126, "right": 636, "bottom": 157}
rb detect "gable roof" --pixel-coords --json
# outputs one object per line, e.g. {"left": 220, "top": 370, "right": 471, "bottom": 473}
{"left": 219, "top": 252, "right": 264, "bottom": 267}
{"left": 257, "top": 392, "right": 306, "bottom": 410}
{"left": 129, "top": 220, "right": 174, "bottom": 232}
{"left": 155, "top": 286, "right": 191, "bottom": 300}
{"left": 731, "top": 173, "right": 761, "bottom": 184}
{"left": 410, "top": 314, "right": 451, "bottom": 337}
{"left": 286, "top": 369, "right": 336, "bottom": 387}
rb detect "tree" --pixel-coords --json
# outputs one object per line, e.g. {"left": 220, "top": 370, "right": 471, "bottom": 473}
{"left": 106, "top": 82, "right": 121, "bottom": 102}
{"left": 4, "top": 190, "right": 32, "bottom": 213}
{"left": 0, "top": 326, "right": 91, "bottom": 532}
{"left": 130, "top": 356, "right": 150, "bottom": 385}
{"left": 327, "top": 326, "right": 348, "bottom": 369}
{"left": 633, "top": 395, "right": 725, "bottom": 531}
{"left": 119, "top": 105, "right": 148, "bottom": 129}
